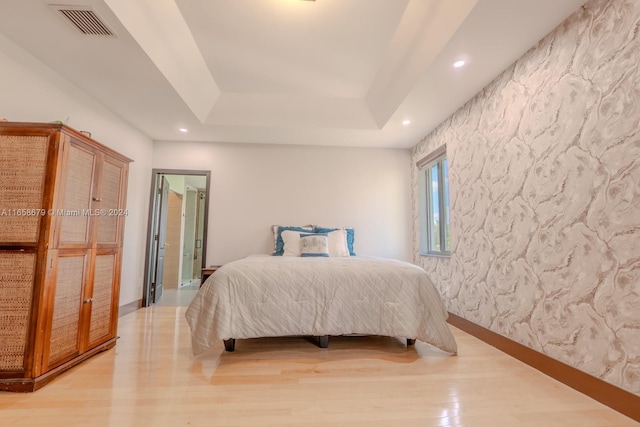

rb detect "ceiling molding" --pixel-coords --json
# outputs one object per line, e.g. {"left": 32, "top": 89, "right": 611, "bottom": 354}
{"left": 365, "top": 0, "right": 478, "bottom": 128}
{"left": 104, "top": 0, "right": 220, "bottom": 123}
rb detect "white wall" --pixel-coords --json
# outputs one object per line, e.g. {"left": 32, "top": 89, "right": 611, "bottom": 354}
{"left": 0, "top": 34, "right": 154, "bottom": 306}
{"left": 153, "top": 141, "right": 412, "bottom": 264}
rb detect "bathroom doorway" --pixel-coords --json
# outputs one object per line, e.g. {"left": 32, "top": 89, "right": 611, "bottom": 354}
{"left": 143, "top": 169, "right": 210, "bottom": 306}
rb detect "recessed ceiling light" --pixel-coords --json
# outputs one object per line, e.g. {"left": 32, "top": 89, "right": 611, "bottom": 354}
{"left": 179, "top": 128, "right": 188, "bottom": 133}
{"left": 402, "top": 120, "right": 411, "bottom": 126}
{"left": 453, "top": 60, "right": 466, "bottom": 68}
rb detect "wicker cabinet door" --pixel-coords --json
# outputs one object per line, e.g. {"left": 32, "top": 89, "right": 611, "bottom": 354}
{"left": 58, "top": 142, "right": 96, "bottom": 247}
{"left": 95, "top": 158, "right": 126, "bottom": 246}
{"left": 87, "top": 253, "right": 117, "bottom": 347}
{"left": 0, "top": 134, "right": 49, "bottom": 245}
{"left": 45, "top": 254, "right": 86, "bottom": 369}
{"left": 0, "top": 252, "right": 36, "bottom": 373}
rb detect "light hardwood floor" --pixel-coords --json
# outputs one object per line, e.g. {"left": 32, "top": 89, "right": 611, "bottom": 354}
{"left": 155, "top": 283, "right": 200, "bottom": 307}
{"left": 1, "top": 306, "right": 637, "bottom": 427}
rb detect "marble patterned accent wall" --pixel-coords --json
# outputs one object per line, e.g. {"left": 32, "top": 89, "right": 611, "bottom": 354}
{"left": 411, "top": 0, "right": 640, "bottom": 396}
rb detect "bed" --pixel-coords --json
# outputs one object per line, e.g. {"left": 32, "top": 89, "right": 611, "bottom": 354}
{"left": 185, "top": 254, "right": 457, "bottom": 355}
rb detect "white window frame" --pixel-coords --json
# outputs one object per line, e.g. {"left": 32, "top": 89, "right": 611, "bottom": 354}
{"left": 417, "top": 145, "right": 450, "bottom": 256}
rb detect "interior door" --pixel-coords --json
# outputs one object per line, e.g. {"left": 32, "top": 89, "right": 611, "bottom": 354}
{"left": 152, "top": 176, "right": 169, "bottom": 303}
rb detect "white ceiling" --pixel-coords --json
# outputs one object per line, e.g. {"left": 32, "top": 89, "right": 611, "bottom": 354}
{"left": 0, "top": 0, "right": 587, "bottom": 148}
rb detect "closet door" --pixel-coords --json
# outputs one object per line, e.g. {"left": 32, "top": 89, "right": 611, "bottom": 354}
{"left": 0, "top": 132, "right": 50, "bottom": 376}
{"left": 44, "top": 136, "right": 97, "bottom": 370}
{"left": 0, "top": 252, "right": 37, "bottom": 375}
{"left": 56, "top": 139, "right": 97, "bottom": 249}
{"left": 0, "top": 132, "right": 49, "bottom": 245}
{"left": 94, "top": 156, "right": 127, "bottom": 248}
{"left": 85, "top": 251, "right": 119, "bottom": 349}
{"left": 0, "top": 128, "right": 58, "bottom": 381}
{"left": 84, "top": 155, "right": 128, "bottom": 348}
{"left": 43, "top": 252, "right": 89, "bottom": 371}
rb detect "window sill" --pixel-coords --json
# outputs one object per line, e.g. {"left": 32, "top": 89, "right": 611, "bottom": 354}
{"left": 419, "top": 252, "right": 451, "bottom": 258}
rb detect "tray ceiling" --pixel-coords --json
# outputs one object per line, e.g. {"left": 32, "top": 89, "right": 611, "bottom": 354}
{"left": 0, "top": 0, "right": 587, "bottom": 148}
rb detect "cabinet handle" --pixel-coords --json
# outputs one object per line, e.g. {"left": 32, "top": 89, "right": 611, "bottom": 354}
{"left": 84, "top": 298, "right": 94, "bottom": 303}
{"left": 92, "top": 197, "right": 102, "bottom": 202}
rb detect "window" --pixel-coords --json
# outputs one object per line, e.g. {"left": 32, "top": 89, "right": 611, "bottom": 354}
{"left": 417, "top": 146, "right": 450, "bottom": 255}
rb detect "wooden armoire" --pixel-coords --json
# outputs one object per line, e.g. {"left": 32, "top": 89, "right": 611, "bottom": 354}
{"left": 0, "top": 122, "right": 131, "bottom": 392}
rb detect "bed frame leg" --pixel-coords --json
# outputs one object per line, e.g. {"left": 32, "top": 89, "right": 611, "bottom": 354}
{"left": 407, "top": 339, "right": 416, "bottom": 346}
{"left": 224, "top": 339, "right": 236, "bottom": 352}
{"left": 318, "top": 335, "right": 329, "bottom": 348}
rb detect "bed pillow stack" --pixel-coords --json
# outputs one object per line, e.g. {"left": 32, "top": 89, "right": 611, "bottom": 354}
{"left": 272, "top": 225, "right": 355, "bottom": 257}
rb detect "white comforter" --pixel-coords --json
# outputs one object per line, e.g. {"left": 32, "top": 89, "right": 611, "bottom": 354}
{"left": 185, "top": 255, "right": 457, "bottom": 355}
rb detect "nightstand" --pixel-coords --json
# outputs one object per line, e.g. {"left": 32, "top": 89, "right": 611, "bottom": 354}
{"left": 201, "top": 265, "right": 221, "bottom": 286}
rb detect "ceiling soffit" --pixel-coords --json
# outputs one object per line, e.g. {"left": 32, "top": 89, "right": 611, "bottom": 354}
{"left": 103, "top": 0, "right": 477, "bottom": 130}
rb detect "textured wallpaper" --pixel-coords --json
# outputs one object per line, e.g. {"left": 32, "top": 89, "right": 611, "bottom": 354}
{"left": 411, "top": 0, "right": 640, "bottom": 396}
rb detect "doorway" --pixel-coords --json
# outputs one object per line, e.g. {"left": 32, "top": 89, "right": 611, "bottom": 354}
{"left": 143, "top": 169, "right": 210, "bottom": 307}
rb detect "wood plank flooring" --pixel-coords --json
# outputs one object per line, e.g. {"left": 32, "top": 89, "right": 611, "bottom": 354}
{"left": 0, "top": 306, "right": 637, "bottom": 426}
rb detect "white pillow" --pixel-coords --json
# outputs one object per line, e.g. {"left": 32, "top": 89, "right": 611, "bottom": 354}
{"left": 326, "top": 229, "right": 350, "bottom": 257}
{"left": 281, "top": 229, "right": 349, "bottom": 257}
{"left": 281, "top": 230, "right": 302, "bottom": 256}
{"left": 272, "top": 224, "right": 315, "bottom": 254}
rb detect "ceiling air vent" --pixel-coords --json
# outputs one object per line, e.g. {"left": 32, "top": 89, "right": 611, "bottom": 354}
{"left": 50, "top": 5, "right": 115, "bottom": 36}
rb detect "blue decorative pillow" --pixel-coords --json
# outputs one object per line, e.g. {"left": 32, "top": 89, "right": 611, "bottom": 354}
{"left": 299, "top": 233, "right": 329, "bottom": 257}
{"left": 272, "top": 226, "right": 315, "bottom": 256}
{"left": 314, "top": 227, "right": 355, "bottom": 256}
